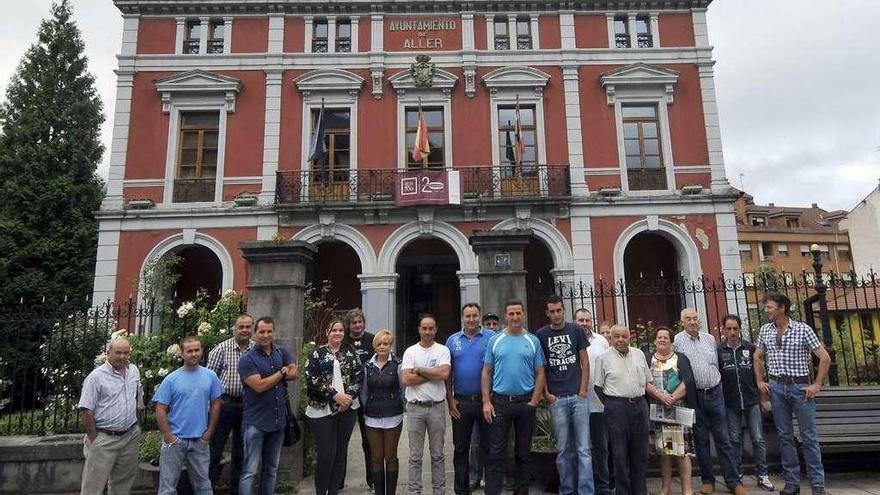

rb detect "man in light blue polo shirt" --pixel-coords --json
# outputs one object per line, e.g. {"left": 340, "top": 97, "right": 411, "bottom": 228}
{"left": 481, "top": 299, "right": 546, "bottom": 495}
{"left": 154, "top": 335, "right": 224, "bottom": 495}
{"left": 446, "top": 302, "right": 495, "bottom": 495}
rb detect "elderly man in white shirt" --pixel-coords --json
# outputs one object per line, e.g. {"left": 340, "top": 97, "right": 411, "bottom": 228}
{"left": 576, "top": 308, "right": 613, "bottom": 495}
{"left": 78, "top": 337, "right": 144, "bottom": 495}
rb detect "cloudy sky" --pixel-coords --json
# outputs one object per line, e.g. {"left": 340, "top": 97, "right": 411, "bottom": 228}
{"left": 1, "top": 0, "right": 878, "bottom": 211}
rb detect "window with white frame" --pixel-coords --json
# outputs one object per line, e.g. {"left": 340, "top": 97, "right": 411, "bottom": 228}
{"left": 310, "top": 109, "right": 351, "bottom": 182}
{"left": 613, "top": 16, "right": 629, "bottom": 48}
{"left": 336, "top": 19, "right": 352, "bottom": 52}
{"left": 622, "top": 104, "right": 665, "bottom": 191}
{"left": 175, "top": 112, "right": 220, "bottom": 203}
{"left": 516, "top": 18, "right": 532, "bottom": 49}
{"left": 751, "top": 216, "right": 766, "bottom": 226}
{"left": 207, "top": 20, "right": 225, "bottom": 53}
{"left": 497, "top": 105, "right": 537, "bottom": 177}
{"left": 494, "top": 18, "right": 510, "bottom": 50}
{"left": 739, "top": 243, "right": 753, "bottom": 262}
{"left": 800, "top": 244, "right": 811, "bottom": 257}
{"left": 778, "top": 244, "right": 789, "bottom": 257}
{"left": 183, "top": 20, "right": 201, "bottom": 54}
{"left": 313, "top": 19, "right": 329, "bottom": 53}
{"left": 405, "top": 107, "right": 445, "bottom": 169}
{"left": 635, "top": 15, "right": 652, "bottom": 48}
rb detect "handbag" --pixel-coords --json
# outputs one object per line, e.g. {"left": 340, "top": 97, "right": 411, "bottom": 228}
{"left": 282, "top": 384, "right": 302, "bottom": 446}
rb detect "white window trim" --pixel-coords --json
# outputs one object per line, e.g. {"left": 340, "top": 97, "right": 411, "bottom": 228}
{"left": 612, "top": 96, "right": 675, "bottom": 195}
{"left": 396, "top": 97, "right": 453, "bottom": 171}
{"left": 299, "top": 97, "right": 359, "bottom": 201}
{"left": 162, "top": 104, "right": 229, "bottom": 205}
{"left": 489, "top": 93, "right": 548, "bottom": 196}
{"left": 155, "top": 70, "right": 241, "bottom": 205}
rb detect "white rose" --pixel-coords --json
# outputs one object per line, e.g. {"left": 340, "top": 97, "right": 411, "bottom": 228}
{"left": 219, "top": 328, "right": 228, "bottom": 335}
{"left": 176, "top": 302, "right": 194, "bottom": 318}
{"left": 144, "top": 370, "right": 154, "bottom": 379}
{"left": 223, "top": 288, "right": 236, "bottom": 298}
{"left": 166, "top": 344, "right": 181, "bottom": 357}
{"left": 157, "top": 368, "right": 169, "bottom": 377}
{"left": 197, "top": 322, "right": 212, "bottom": 335}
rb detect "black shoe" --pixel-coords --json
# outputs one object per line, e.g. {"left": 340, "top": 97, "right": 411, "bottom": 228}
{"left": 386, "top": 469, "right": 399, "bottom": 495}
{"left": 469, "top": 479, "right": 481, "bottom": 491}
{"left": 780, "top": 484, "right": 801, "bottom": 495}
{"left": 371, "top": 468, "right": 384, "bottom": 495}
{"left": 810, "top": 486, "right": 827, "bottom": 495}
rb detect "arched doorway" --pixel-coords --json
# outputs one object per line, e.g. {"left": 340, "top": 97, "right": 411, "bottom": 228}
{"left": 311, "top": 241, "right": 363, "bottom": 318}
{"left": 169, "top": 245, "right": 223, "bottom": 306}
{"left": 395, "top": 238, "right": 461, "bottom": 350}
{"left": 623, "top": 232, "right": 681, "bottom": 329}
{"left": 525, "top": 236, "right": 555, "bottom": 331}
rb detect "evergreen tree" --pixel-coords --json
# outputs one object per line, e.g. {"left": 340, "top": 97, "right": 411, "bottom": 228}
{"left": 0, "top": 0, "right": 104, "bottom": 307}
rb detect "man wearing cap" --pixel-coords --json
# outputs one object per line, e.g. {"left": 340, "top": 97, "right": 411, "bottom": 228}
{"left": 446, "top": 303, "right": 495, "bottom": 494}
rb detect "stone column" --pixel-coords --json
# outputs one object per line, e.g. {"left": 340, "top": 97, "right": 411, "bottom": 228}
{"left": 239, "top": 240, "right": 317, "bottom": 483}
{"left": 469, "top": 229, "right": 533, "bottom": 319}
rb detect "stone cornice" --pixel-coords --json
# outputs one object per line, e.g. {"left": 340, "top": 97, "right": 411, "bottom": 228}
{"left": 114, "top": 0, "right": 712, "bottom": 16}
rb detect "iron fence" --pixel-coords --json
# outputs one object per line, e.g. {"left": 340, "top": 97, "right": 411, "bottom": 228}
{"left": 557, "top": 269, "right": 880, "bottom": 386}
{"left": 275, "top": 164, "right": 571, "bottom": 204}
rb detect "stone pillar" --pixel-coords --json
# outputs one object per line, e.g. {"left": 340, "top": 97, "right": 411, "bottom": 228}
{"left": 239, "top": 240, "right": 317, "bottom": 482}
{"left": 469, "top": 229, "right": 533, "bottom": 319}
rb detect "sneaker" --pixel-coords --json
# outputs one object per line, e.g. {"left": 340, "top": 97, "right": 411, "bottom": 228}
{"left": 811, "top": 486, "right": 827, "bottom": 495}
{"left": 758, "top": 475, "right": 775, "bottom": 492}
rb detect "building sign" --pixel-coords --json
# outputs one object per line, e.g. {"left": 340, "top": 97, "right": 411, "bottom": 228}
{"left": 384, "top": 16, "right": 462, "bottom": 51}
{"left": 395, "top": 169, "right": 461, "bottom": 206}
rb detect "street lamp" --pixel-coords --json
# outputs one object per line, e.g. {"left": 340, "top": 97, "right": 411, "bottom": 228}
{"left": 809, "top": 244, "right": 839, "bottom": 385}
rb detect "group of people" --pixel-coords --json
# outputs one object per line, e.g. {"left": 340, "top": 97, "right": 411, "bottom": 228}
{"left": 76, "top": 290, "right": 831, "bottom": 495}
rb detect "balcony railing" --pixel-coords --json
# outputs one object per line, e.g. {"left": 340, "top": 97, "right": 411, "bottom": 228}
{"left": 627, "top": 167, "right": 668, "bottom": 191}
{"left": 275, "top": 165, "right": 570, "bottom": 205}
{"left": 172, "top": 178, "right": 216, "bottom": 203}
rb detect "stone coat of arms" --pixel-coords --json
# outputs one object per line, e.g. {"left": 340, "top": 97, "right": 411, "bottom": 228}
{"left": 410, "top": 55, "right": 435, "bottom": 88}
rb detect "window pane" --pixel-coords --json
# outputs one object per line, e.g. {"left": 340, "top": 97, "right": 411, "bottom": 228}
{"left": 182, "top": 112, "right": 219, "bottom": 127}
{"left": 314, "top": 22, "right": 328, "bottom": 38}
{"left": 523, "top": 147, "right": 536, "bottom": 163}
{"left": 517, "top": 20, "right": 530, "bottom": 35}
{"left": 428, "top": 132, "right": 443, "bottom": 149}
{"left": 635, "top": 19, "right": 649, "bottom": 34}
{"left": 180, "top": 149, "right": 198, "bottom": 166}
{"left": 203, "top": 131, "right": 219, "bottom": 148}
{"left": 424, "top": 109, "right": 443, "bottom": 127}
{"left": 645, "top": 155, "right": 662, "bottom": 168}
{"left": 519, "top": 108, "right": 534, "bottom": 126}
{"left": 641, "top": 123, "right": 658, "bottom": 138}
{"left": 626, "top": 155, "right": 642, "bottom": 168}
{"left": 337, "top": 22, "right": 351, "bottom": 38}
{"left": 211, "top": 22, "right": 225, "bottom": 40}
{"left": 179, "top": 166, "right": 197, "bottom": 178}
{"left": 644, "top": 138, "right": 659, "bottom": 155}
{"left": 406, "top": 111, "right": 418, "bottom": 128}
{"left": 202, "top": 150, "right": 218, "bottom": 166}
{"left": 333, "top": 134, "right": 350, "bottom": 150}
{"left": 622, "top": 105, "right": 656, "bottom": 118}
{"left": 623, "top": 122, "right": 639, "bottom": 138}
{"left": 495, "top": 20, "right": 508, "bottom": 35}
{"left": 624, "top": 139, "right": 640, "bottom": 156}
{"left": 334, "top": 150, "right": 350, "bottom": 167}
{"left": 499, "top": 108, "right": 516, "bottom": 126}
{"left": 181, "top": 131, "right": 199, "bottom": 148}
{"left": 187, "top": 21, "right": 201, "bottom": 39}
{"left": 324, "top": 110, "right": 350, "bottom": 130}
{"left": 522, "top": 131, "right": 535, "bottom": 146}
{"left": 406, "top": 132, "right": 416, "bottom": 147}
{"left": 614, "top": 19, "right": 627, "bottom": 34}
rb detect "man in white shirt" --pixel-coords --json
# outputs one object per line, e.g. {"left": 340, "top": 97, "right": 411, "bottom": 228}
{"left": 401, "top": 314, "right": 452, "bottom": 495}
{"left": 577, "top": 308, "right": 613, "bottom": 495}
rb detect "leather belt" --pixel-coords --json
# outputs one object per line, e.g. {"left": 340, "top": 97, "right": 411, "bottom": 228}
{"left": 408, "top": 399, "right": 445, "bottom": 407}
{"left": 491, "top": 392, "right": 533, "bottom": 403}
{"left": 454, "top": 394, "right": 481, "bottom": 402}
{"left": 697, "top": 383, "right": 721, "bottom": 394}
{"left": 96, "top": 424, "right": 136, "bottom": 436}
{"left": 604, "top": 395, "right": 645, "bottom": 403}
{"left": 770, "top": 374, "right": 810, "bottom": 384}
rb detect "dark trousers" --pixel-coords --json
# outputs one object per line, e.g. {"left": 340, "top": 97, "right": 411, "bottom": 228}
{"left": 485, "top": 400, "right": 536, "bottom": 495}
{"left": 604, "top": 397, "right": 649, "bottom": 495}
{"left": 310, "top": 408, "right": 358, "bottom": 495}
{"left": 338, "top": 408, "right": 373, "bottom": 490}
{"left": 452, "top": 398, "right": 489, "bottom": 495}
{"left": 590, "top": 411, "right": 613, "bottom": 495}
{"left": 210, "top": 399, "right": 243, "bottom": 494}
{"left": 694, "top": 385, "right": 741, "bottom": 488}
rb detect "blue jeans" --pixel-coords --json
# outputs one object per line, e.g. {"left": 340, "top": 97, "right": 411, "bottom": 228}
{"left": 239, "top": 425, "right": 285, "bottom": 495}
{"left": 726, "top": 404, "right": 769, "bottom": 477}
{"left": 770, "top": 381, "right": 825, "bottom": 487}
{"left": 158, "top": 438, "right": 213, "bottom": 495}
{"left": 693, "top": 385, "right": 741, "bottom": 488}
{"left": 549, "top": 395, "right": 594, "bottom": 495}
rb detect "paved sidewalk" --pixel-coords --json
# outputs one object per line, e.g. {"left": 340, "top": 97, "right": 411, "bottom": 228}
{"left": 297, "top": 413, "right": 880, "bottom": 494}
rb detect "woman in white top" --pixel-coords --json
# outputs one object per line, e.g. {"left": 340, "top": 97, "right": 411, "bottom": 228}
{"left": 304, "top": 319, "right": 364, "bottom": 495}
{"left": 359, "top": 330, "right": 405, "bottom": 495}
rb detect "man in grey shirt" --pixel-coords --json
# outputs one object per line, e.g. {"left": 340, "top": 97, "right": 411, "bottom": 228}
{"left": 78, "top": 337, "right": 144, "bottom": 495}
{"left": 673, "top": 308, "right": 745, "bottom": 495}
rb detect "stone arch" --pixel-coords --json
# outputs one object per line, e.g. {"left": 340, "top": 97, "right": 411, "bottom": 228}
{"left": 492, "top": 218, "right": 574, "bottom": 273}
{"left": 612, "top": 218, "right": 707, "bottom": 326}
{"left": 138, "top": 231, "right": 234, "bottom": 303}
{"left": 292, "top": 224, "right": 378, "bottom": 274}
{"left": 378, "top": 220, "right": 477, "bottom": 274}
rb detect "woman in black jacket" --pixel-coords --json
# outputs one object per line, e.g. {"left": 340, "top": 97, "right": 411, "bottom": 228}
{"left": 359, "top": 330, "right": 404, "bottom": 495}
{"left": 646, "top": 326, "right": 699, "bottom": 495}
{"left": 304, "top": 318, "right": 364, "bottom": 495}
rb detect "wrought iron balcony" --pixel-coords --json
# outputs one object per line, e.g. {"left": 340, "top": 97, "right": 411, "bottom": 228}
{"left": 275, "top": 165, "right": 570, "bottom": 205}
{"left": 172, "top": 178, "right": 216, "bottom": 203}
{"left": 627, "top": 168, "right": 668, "bottom": 191}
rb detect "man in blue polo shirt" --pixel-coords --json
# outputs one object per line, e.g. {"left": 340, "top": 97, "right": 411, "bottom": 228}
{"left": 537, "top": 295, "right": 592, "bottom": 495}
{"left": 238, "top": 316, "right": 298, "bottom": 495}
{"left": 482, "top": 299, "right": 546, "bottom": 495}
{"left": 446, "top": 302, "right": 495, "bottom": 495}
{"left": 154, "top": 335, "right": 224, "bottom": 495}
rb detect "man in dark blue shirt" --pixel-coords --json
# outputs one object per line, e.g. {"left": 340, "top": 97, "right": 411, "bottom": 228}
{"left": 537, "top": 295, "right": 592, "bottom": 495}
{"left": 238, "top": 316, "right": 298, "bottom": 495}
{"left": 446, "top": 302, "right": 495, "bottom": 495}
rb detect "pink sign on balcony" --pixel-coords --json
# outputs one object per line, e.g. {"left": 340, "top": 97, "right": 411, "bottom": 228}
{"left": 394, "top": 169, "right": 460, "bottom": 206}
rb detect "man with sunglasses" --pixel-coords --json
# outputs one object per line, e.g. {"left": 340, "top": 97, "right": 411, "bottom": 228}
{"left": 754, "top": 292, "right": 831, "bottom": 495}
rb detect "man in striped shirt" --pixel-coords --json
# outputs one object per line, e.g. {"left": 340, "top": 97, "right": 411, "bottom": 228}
{"left": 673, "top": 308, "right": 746, "bottom": 495}
{"left": 207, "top": 314, "right": 254, "bottom": 494}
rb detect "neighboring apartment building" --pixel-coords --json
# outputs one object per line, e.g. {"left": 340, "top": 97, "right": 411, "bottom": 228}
{"left": 840, "top": 181, "right": 880, "bottom": 276}
{"left": 95, "top": 0, "right": 742, "bottom": 345}
{"left": 735, "top": 192, "right": 852, "bottom": 284}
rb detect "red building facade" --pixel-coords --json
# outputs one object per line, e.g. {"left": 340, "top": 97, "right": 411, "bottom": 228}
{"left": 97, "top": 0, "right": 741, "bottom": 346}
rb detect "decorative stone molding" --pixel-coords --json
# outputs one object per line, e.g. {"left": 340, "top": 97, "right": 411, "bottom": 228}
{"left": 318, "top": 212, "right": 337, "bottom": 239}
{"left": 599, "top": 63, "right": 680, "bottom": 105}
{"left": 294, "top": 68, "right": 365, "bottom": 102}
{"left": 370, "top": 65, "right": 385, "bottom": 100}
{"left": 233, "top": 192, "right": 258, "bottom": 207}
{"left": 126, "top": 198, "right": 155, "bottom": 210}
{"left": 417, "top": 209, "right": 435, "bottom": 235}
{"left": 389, "top": 67, "right": 458, "bottom": 98}
{"left": 154, "top": 70, "right": 242, "bottom": 113}
{"left": 463, "top": 65, "right": 477, "bottom": 98}
{"left": 481, "top": 66, "right": 551, "bottom": 96}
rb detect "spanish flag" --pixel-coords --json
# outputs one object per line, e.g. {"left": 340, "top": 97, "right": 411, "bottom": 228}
{"left": 411, "top": 106, "right": 431, "bottom": 166}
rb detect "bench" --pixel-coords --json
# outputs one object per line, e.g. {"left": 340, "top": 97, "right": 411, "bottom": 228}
{"left": 793, "top": 386, "right": 880, "bottom": 453}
